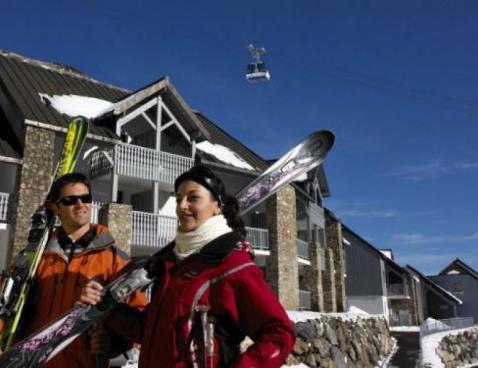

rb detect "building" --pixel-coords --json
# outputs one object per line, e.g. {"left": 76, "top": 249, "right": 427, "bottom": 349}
{"left": 341, "top": 221, "right": 420, "bottom": 325}
{"left": 0, "top": 49, "right": 340, "bottom": 311}
{"left": 429, "top": 258, "right": 478, "bottom": 323}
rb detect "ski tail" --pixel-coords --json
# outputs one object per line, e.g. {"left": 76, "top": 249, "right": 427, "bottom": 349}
{"left": 55, "top": 116, "right": 90, "bottom": 179}
{"left": 0, "top": 117, "right": 90, "bottom": 351}
{"left": 236, "top": 130, "right": 335, "bottom": 214}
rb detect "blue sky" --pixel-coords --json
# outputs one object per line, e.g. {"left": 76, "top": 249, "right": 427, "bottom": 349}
{"left": 2, "top": 0, "right": 478, "bottom": 274}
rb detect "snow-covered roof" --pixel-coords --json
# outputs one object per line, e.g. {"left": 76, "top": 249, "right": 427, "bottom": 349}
{"left": 39, "top": 94, "right": 114, "bottom": 120}
{"left": 196, "top": 141, "right": 256, "bottom": 171}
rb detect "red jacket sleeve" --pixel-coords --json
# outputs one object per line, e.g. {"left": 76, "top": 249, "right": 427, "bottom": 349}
{"left": 227, "top": 266, "right": 296, "bottom": 367}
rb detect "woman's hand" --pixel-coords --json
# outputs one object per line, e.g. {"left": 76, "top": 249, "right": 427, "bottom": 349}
{"left": 79, "top": 280, "right": 104, "bottom": 305}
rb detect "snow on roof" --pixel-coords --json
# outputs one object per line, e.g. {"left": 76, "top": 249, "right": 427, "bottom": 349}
{"left": 421, "top": 325, "right": 478, "bottom": 368}
{"left": 196, "top": 141, "right": 255, "bottom": 171}
{"left": 39, "top": 93, "right": 114, "bottom": 119}
{"left": 447, "top": 270, "right": 460, "bottom": 275}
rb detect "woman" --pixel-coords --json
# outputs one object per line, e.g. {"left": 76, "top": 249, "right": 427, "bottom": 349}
{"left": 81, "top": 165, "right": 295, "bottom": 367}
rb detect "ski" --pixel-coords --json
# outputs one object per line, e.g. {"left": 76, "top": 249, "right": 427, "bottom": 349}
{"left": 0, "top": 116, "right": 89, "bottom": 351}
{"left": 0, "top": 129, "right": 334, "bottom": 367}
{"left": 236, "top": 130, "right": 335, "bottom": 214}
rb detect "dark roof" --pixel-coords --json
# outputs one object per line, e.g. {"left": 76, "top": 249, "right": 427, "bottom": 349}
{"left": 406, "top": 265, "right": 462, "bottom": 305}
{"left": 439, "top": 258, "right": 478, "bottom": 281}
{"left": 340, "top": 221, "right": 405, "bottom": 275}
{"left": 0, "top": 106, "right": 21, "bottom": 160}
{"left": 0, "top": 51, "right": 210, "bottom": 145}
{"left": 194, "top": 111, "right": 269, "bottom": 174}
{"left": 0, "top": 50, "right": 127, "bottom": 140}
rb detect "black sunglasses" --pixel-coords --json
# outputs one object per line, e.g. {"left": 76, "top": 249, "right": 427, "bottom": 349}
{"left": 56, "top": 193, "right": 92, "bottom": 206}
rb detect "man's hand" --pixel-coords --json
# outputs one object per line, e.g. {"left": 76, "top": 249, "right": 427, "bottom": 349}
{"left": 79, "top": 280, "right": 103, "bottom": 305}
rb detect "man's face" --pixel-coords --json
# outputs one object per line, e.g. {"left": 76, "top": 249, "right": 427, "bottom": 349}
{"left": 53, "top": 183, "right": 92, "bottom": 232}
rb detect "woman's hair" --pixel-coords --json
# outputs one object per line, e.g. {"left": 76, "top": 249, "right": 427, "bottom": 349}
{"left": 175, "top": 165, "right": 247, "bottom": 239}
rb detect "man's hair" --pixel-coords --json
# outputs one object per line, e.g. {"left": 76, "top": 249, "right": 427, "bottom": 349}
{"left": 48, "top": 172, "right": 92, "bottom": 202}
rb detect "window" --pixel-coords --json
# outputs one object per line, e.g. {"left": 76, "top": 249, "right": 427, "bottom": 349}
{"left": 452, "top": 282, "right": 464, "bottom": 296}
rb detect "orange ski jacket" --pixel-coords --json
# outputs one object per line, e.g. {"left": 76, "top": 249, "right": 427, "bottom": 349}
{"left": 22, "top": 224, "right": 148, "bottom": 368}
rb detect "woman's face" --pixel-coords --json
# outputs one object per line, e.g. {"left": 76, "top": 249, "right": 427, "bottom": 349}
{"left": 176, "top": 180, "right": 221, "bottom": 232}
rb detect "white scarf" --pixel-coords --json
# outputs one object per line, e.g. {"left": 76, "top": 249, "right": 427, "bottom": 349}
{"left": 174, "top": 215, "right": 232, "bottom": 261}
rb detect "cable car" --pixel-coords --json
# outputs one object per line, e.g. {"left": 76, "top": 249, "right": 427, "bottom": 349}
{"left": 246, "top": 44, "right": 271, "bottom": 82}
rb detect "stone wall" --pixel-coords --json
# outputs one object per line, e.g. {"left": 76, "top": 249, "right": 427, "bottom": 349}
{"left": 98, "top": 202, "right": 132, "bottom": 256}
{"left": 325, "top": 214, "right": 346, "bottom": 312}
{"left": 433, "top": 327, "right": 478, "bottom": 368}
{"left": 8, "top": 126, "right": 55, "bottom": 262}
{"left": 287, "top": 315, "right": 394, "bottom": 368}
{"left": 266, "top": 186, "right": 299, "bottom": 310}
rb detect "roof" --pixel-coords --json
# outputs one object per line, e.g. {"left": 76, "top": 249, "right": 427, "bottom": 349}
{"left": 0, "top": 106, "right": 21, "bottom": 161}
{"left": 406, "top": 265, "right": 463, "bottom": 305}
{"left": 194, "top": 111, "right": 269, "bottom": 174}
{"left": 439, "top": 258, "right": 478, "bottom": 281}
{"left": 340, "top": 220, "right": 405, "bottom": 275}
{"left": 0, "top": 50, "right": 127, "bottom": 141}
{"left": 0, "top": 51, "right": 209, "bottom": 144}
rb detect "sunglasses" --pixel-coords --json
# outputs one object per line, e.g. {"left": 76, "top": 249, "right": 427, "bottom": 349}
{"left": 56, "top": 193, "right": 92, "bottom": 206}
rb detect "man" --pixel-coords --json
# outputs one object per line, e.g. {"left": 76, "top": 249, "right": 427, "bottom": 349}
{"left": 21, "top": 172, "right": 148, "bottom": 367}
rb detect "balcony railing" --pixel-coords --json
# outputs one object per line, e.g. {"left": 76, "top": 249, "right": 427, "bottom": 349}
{"left": 132, "top": 211, "right": 177, "bottom": 249}
{"left": 0, "top": 192, "right": 9, "bottom": 222}
{"left": 387, "top": 283, "right": 409, "bottom": 297}
{"left": 89, "top": 144, "right": 194, "bottom": 184}
{"left": 299, "top": 289, "right": 311, "bottom": 310}
{"left": 246, "top": 227, "right": 269, "bottom": 250}
{"left": 420, "top": 317, "right": 474, "bottom": 337}
{"left": 297, "top": 238, "right": 309, "bottom": 260}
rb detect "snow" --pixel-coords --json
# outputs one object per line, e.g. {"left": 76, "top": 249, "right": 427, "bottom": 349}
{"left": 196, "top": 141, "right": 255, "bottom": 171}
{"left": 389, "top": 326, "right": 420, "bottom": 332}
{"left": 39, "top": 93, "right": 114, "bottom": 119}
{"left": 421, "top": 326, "right": 478, "bottom": 368}
{"left": 287, "top": 308, "right": 383, "bottom": 324}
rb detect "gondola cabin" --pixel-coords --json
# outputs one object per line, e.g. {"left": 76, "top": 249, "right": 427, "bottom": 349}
{"left": 246, "top": 62, "right": 271, "bottom": 82}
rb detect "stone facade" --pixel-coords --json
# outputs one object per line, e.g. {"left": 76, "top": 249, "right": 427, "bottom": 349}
{"left": 323, "top": 248, "right": 337, "bottom": 312}
{"left": 98, "top": 202, "right": 132, "bottom": 256}
{"left": 431, "top": 327, "right": 478, "bottom": 368}
{"left": 287, "top": 315, "right": 394, "bottom": 367}
{"left": 325, "top": 214, "right": 346, "bottom": 312}
{"left": 8, "top": 126, "right": 55, "bottom": 262}
{"left": 305, "top": 241, "right": 325, "bottom": 311}
{"left": 266, "top": 186, "right": 299, "bottom": 310}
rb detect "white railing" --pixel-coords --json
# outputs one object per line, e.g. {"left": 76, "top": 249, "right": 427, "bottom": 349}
{"left": 90, "top": 202, "right": 103, "bottom": 224}
{"left": 246, "top": 226, "right": 269, "bottom": 250}
{"left": 132, "top": 211, "right": 177, "bottom": 248}
{"left": 387, "top": 283, "right": 409, "bottom": 297}
{"left": 0, "top": 192, "right": 9, "bottom": 222}
{"left": 420, "top": 317, "right": 475, "bottom": 337}
{"left": 299, "top": 289, "right": 312, "bottom": 310}
{"left": 297, "top": 238, "right": 309, "bottom": 260}
{"left": 89, "top": 144, "right": 193, "bottom": 183}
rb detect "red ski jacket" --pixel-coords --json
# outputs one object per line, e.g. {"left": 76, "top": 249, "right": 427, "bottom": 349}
{"left": 23, "top": 224, "right": 148, "bottom": 368}
{"left": 109, "top": 231, "right": 295, "bottom": 368}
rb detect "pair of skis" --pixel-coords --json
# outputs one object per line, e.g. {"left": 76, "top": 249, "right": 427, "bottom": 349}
{"left": 0, "top": 117, "right": 90, "bottom": 351}
{"left": 0, "top": 128, "right": 335, "bottom": 367}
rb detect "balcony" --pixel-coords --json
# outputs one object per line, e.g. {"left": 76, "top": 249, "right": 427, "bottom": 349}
{"left": 89, "top": 143, "right": 193, "bottom": 185}
{"left": 387, "top": 283, "right": 409, "bottom": 298}
{"left": 132, "top": 211, "right": 177, "bottom": 249}
{"left": 0, "top": 192, "right": 9, "bottom": 222}
{"left": 299, "top": 289, "right": 311, "bottom": 310}
{"left": 246, "top": 226, "right": 269, "bottom": 250}
{"left": 297, "top": 238, "right": 310, "bottom": 261}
